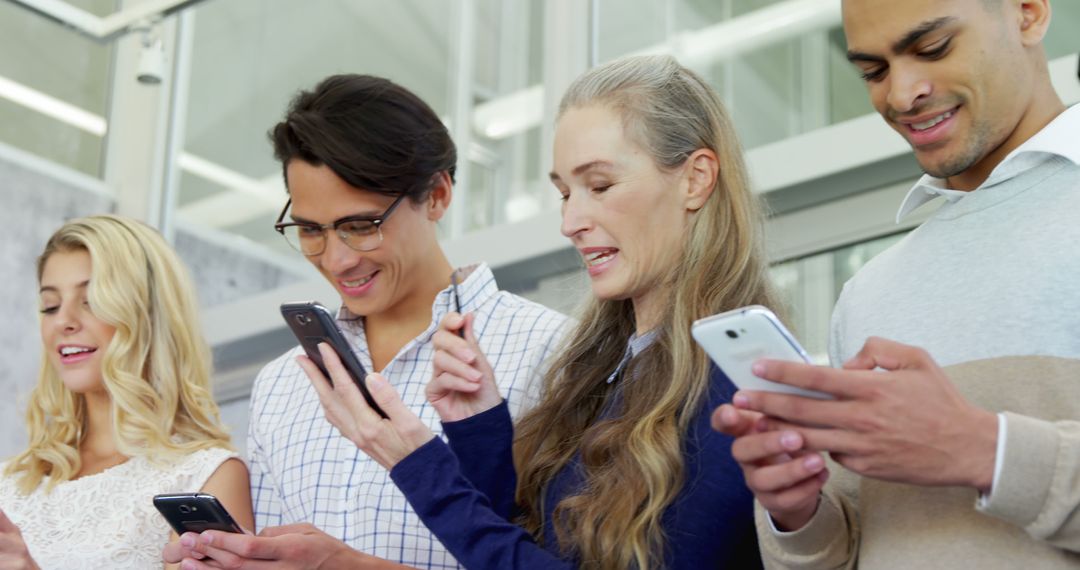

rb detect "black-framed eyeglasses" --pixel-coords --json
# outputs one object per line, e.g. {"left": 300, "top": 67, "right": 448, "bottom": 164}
{"left": 273, "top": 192, "right": 408, "bottom": 256}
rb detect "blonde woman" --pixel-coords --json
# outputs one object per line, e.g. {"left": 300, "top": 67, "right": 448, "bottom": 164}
{"left": 182, "top": 54, "right": 770, "bottom": 568}
{"left": 0, "top": 215, "right": 253, "bottom": 569}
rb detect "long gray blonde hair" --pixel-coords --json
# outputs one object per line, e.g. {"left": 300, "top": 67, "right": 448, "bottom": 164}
{"left": 513, "top": 55, "right": 780, "bottom": 569}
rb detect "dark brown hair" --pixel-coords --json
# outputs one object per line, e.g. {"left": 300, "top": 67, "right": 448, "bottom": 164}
{"left": 269, "top": 74, "right": 456, "bottom": 201}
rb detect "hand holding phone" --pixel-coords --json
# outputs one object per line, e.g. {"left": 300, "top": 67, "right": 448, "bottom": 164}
{"left": 692, "top": 305, "right": 832, "bottom": 400}
{"left": 281, "top": 301, "right": 388, "bottom": 418}
{"left": 153, "top": 493, "right": 243, "bottom": 535}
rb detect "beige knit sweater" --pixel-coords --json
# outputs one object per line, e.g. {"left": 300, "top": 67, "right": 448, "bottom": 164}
{"left": 759, "top": 107, "right": 1080, "bottom": 569}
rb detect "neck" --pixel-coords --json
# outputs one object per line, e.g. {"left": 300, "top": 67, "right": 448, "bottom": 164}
{"left": 365, "top": 249, "right": 455, "bottom": 343}
{"left": 947, "top": 88, "right": 1066, "bottom": 191}
{"left": 632, "top": 289, "right": 664, "bottom": 336}
{"left": 81, "top": 391, "right": 119, "bottom": 459}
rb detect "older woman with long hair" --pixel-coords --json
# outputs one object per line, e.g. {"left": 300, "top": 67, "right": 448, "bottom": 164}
{"left": 0, "top": 215, "right": 253, "bottom": 569}
{"left": 189, "top": 54, "right": 774, "bottom": 569}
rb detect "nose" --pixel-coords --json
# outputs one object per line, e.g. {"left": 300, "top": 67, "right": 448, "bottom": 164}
{"left": 885, "top": 63, "right": 932, "bottom": 114}
{"left": 55, "top": 304, "right": 81, "bottom": 335}
{"left": 560, "top": 189, "right": 593, "bottom": 239}
{"left": 318, "top": 230, "right": 362, "bottom": 275}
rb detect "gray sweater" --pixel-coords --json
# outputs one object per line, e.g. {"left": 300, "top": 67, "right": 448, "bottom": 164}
{"left": 758, "top": 104, "right": 1080, "bottom": 569}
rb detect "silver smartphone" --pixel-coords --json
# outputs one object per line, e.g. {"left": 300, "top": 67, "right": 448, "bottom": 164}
{"left": 692, "top": 305, "right": 831, "bottom": 399}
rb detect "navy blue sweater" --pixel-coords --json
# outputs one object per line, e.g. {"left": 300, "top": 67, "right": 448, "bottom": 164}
{"left": 390, "top": 367, "right": 762, "bottom": 569}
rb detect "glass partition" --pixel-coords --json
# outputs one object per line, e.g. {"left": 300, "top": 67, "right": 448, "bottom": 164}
{"left": 0, "top": 0, "right": 114, "bottom": 177}
{"left": 771, "top": 231, "right": 908, "bottom": 363}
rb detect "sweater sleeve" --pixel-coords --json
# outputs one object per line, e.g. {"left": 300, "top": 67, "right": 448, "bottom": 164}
{"left": 977, "top": 413, "right": 1080, "bottom": 551}
{"left": 390, "top": 438, "right": 576, "bottom": 570}
{"left": 443, "top": 401, "right": 517, "bottom": 519}
{"left": 754, "top": 482, "right": 861, "bottom": 570}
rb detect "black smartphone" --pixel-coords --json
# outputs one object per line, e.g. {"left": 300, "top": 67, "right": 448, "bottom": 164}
{"left": 153, "top": 493, "right": 244, "bottom": 534}
{"left": 280, "top": 301, "right": 388, "bottom": 418}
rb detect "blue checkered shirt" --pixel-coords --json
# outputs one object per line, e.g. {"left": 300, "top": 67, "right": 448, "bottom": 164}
{"left": 247, "top": 263, "right": 568, "bottom": 568}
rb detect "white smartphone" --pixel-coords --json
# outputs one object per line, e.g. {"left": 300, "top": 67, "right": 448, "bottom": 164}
{"left": 692, "top": 305, "right": 832, "bottom": 399}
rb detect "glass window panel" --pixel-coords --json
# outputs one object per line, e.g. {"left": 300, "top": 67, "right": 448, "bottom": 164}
{"left": 1045, "top": 2, "right": 1080, "bottom": 60}
{"left": 469, "top": 0, "right": 546, "bottom": 227}
{"left": 771, "top": 230, "right": 910, "bottom": 363}
{"left": 178, "top": 0, "right": 453, "bottom": 254}
{"left": 0, "top": 0, "right": 114, "bottom": 177}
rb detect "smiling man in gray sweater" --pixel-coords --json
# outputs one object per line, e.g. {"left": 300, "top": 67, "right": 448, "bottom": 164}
{"left": 715, "top": 0, "right": 1080, "bottom": 568}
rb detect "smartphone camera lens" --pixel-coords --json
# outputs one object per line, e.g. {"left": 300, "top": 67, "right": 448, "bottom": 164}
{"left": 178, "top": 505, "right": 191, "bottom": 514}
{"left": 295, "top": 313, "right": 311, "bottom": 326}
{"left": 726, "top": 330, "right": 738, "bottom": 339}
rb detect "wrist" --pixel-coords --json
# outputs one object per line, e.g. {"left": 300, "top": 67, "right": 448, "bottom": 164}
{"left": 963, "top": 408, "right": 999, "bottom": 493}
{"left": 770, "top": 496, "right": 820, "bottom": 532}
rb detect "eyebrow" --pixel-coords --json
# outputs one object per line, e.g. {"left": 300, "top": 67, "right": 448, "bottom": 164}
{"left": 549, "top": 160, "right": 616, "bottom": 183}
{"left": 289, "top": 210, "right": 383, "bottom": 224}
{"left": 846, "top": 16, "right": 956, "bottom": 63}
{"left": 39, "top": 280, "right": 90, "bottom": 294}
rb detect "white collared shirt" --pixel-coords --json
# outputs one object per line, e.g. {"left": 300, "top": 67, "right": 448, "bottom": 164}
{"left": 247, "top": 263, "right": 567, "bottom": 568}
{"left": 896, "top": 103, "right": 1080, "bottom": 222}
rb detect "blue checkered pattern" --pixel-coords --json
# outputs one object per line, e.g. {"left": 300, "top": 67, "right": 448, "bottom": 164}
{"left": 247, "top": 264, "right": 568, "bottom": 568}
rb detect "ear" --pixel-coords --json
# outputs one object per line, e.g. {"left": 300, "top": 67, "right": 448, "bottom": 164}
{"left": 682, "top": 149, "right": 719, "bottom": 212}
{"left": 426, "top": 171, "right": 453, "bottom": 222}
{"left": 1016, "top": 0, "right": 1051, "bottom": 46}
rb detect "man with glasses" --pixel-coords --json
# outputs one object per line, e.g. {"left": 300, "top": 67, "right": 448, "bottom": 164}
{"left": 165, "top": 74, "right": 566, "bottom": 569}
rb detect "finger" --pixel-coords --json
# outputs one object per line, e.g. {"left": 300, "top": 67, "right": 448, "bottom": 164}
{"left": 751, "top": 359, "right": 867, "bottom": 399}
{"left": 316, "top": 343, "right": 364, "bottom": 392}
{"left": 710, "top": 404, "right": 760, "bottom": 436}
{"left": 462, "top": 314, "right": 496, "bottom": 378}
{"left": 850, "top": 337, "right": 931, "bottom": 371}
{"left": 428, "top": 372, "right": 483, "bottom": 396}
{"left": 0, "top": 509, "right": 18, "bottom": 534}
{"left": 736, "top": 389, "right": 858, "bottom": 429}
{"left": 197, "top": 530, "right": 278, "bottom": 561}
{"left": 432, "top": 350, "right": 483, "bottom": 383}
{"left": 731, "top": 430, "right": 806, "bottom": 465}
{"left": 298, "top": 355, "right": 335, "bottom": 402}
{"left": 432, "top": 330, "right": 478, "bottom": 365}
{"left": 437, "top": 312, "right": 468, "bottom": 338}
{"left": 179, "top": 558, "right": 224, "bottom": 570}
{"left": 365, "top": 373, "right": 421, "bottom": 425}
{"left": 164, "top": 534, "right": 206, "bottom": 563}
{"left": 760, "top": 467, "right": 830, "bottom": 516}
{"left": 746, "top": 452, "right": 827, "bottom": 493}
{"left": 257, "top": 523, "right": 316, "bottom": 538}
{"left": 841, "top": 352, "right": 877, "bottom": 370}
{"left": 794, "top": 427, "right": 868, "bottom": 456}
{"left": 320, "top": 344, "right": 383, "bottom": 423}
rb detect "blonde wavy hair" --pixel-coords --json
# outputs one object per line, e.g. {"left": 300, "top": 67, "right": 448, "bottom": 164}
{"left": 5, "top": 215, "right": 233, "bottom": 494}
{"left": 513, "top": 55, "right": 781, "bottom": 569}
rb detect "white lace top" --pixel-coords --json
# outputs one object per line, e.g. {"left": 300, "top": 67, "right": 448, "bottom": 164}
{"left": 0, "top": 447, "right": 237, "bottom": 569}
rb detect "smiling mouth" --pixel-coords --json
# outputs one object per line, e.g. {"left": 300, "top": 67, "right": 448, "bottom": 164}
{"left": 907, "top": 108, "right": 956, "bottom": 132}
{"left": 584, "top": 249, "right": 618, "bottom": 267}
{"left": 342, "top": 273, "right": 376, "bottom": 288}
{"left": 59, "top": 346, "right": 96, "bottom": 356}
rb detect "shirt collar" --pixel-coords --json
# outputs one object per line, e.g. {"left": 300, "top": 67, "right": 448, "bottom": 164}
{"left": 606, "top": 329, "right": 660, "bottom": 384}
{"left": 895, "top": 103, "right": 1080, "bottom": 223}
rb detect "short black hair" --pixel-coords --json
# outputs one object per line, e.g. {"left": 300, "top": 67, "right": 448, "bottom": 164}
{"left": 269, "top": 74, "right": 456, "bottom": 202}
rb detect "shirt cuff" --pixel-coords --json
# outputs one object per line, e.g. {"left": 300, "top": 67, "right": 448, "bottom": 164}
{"left": 976, "top": 413, "right": 1007, "bottom": 508}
